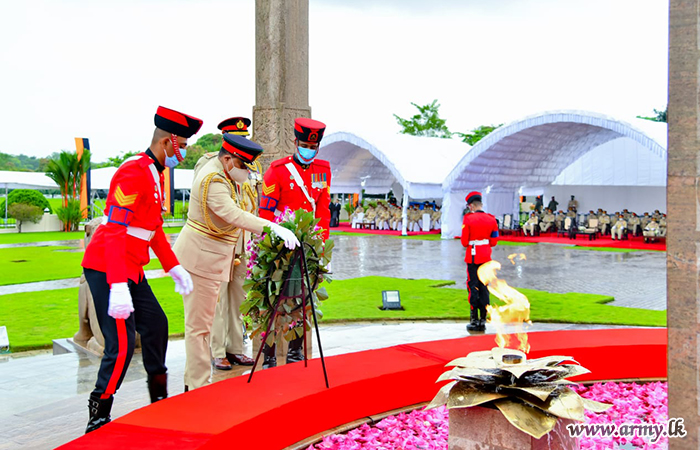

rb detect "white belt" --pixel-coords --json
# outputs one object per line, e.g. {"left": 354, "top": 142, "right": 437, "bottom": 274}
{"left": 469, "top": 239, "right": 489, "bottom": 246}
{"left": 126, "top": 226, "right": 156, "bottom": 241}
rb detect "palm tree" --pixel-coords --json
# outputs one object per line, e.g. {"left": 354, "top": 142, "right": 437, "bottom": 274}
{"left": 45, "top": 150, "right": 91, "bottom": 231}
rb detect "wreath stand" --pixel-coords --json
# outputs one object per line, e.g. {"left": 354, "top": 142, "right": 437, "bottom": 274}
{"left": 247, "top": 243, "right": 330, "bottom": 388}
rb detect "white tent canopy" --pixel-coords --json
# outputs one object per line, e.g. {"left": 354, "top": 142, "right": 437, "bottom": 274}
{"left": 320, "top": 132, "right": 469, "bottom": 200}
{"left": 0, "top": 170, "right": 58, "bottom": 190}
{"left": 441, "top": 110, "right": 667, "bottom": 238}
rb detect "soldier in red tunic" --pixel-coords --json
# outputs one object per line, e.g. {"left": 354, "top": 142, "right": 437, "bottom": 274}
{"left": 259, "top": 117, "right": 331, "bottom": 367}
{"left": 80, "top": 106, "right": 201, "bottom": 433}
{"left": 460, "top": 191, "right": 499, "bottom": 334}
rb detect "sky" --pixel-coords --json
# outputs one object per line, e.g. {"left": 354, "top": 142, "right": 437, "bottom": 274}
{"left": 0, "top": 0, "right": 668, "bottom": 163}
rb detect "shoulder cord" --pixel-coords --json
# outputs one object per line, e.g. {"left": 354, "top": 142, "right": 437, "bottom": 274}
{"left": 201, "top": 172, "right": 240, "bottom": 236}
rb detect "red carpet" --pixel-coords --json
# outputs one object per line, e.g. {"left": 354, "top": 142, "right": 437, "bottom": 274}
{"left": 332, "top": 222, "right": 440, "bottom": 236}
{"left": 500, "top": 232, "right": 666, "bottom": 251}
{"left": 58, "top": 328, "right": 667, "bottom": 450}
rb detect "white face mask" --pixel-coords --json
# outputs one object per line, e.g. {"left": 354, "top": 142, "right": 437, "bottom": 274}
{"left": 228, "top": 166, "right": 249, "bottom": 183}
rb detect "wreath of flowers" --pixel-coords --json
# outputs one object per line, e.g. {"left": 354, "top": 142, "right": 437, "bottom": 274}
{"left": 241, "top": 208, "right": 333, "bottom": 346}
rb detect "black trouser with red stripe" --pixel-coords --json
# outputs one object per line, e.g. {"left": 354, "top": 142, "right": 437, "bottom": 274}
{"left": 84, "top": 269, "right": 168, "bottom": 398}
{"left": 466, "top": 262, "right": 490, "bottom": 320}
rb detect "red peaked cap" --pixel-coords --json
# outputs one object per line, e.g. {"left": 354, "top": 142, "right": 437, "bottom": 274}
{"left": 221, "top": 133, "right": 263, "bottom": 164}
{"left": 294, "top": 118, "right": 326, "bottom": 143}
{"left": 218, "top": 117, "right": 251, "bottom": 136}
{"left": 154, "top": 106, "right": 203, "bottom": 138}
{"left": 466, "top": 191, "right": 482, "bottom": 204}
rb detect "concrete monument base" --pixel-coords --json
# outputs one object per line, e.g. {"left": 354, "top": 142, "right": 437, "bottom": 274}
{"left": 449, "top": 405, "right": 578, "bottom": 450}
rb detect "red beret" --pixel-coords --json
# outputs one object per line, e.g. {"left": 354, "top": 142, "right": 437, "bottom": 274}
{"left": 294, "top": 118, "right": 326, "bottom": 143}
{"left": 466, "top": 191, "right": 482, "bottom": 204}
{"left": 154, "top": 106, "right": 203, "bottom": 138}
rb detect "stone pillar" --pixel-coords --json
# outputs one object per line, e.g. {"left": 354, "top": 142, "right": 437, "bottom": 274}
{"left": 668, "top": 0, "right": 699, "bottom": 447}
{"left": 253, "top": 0, "right": 311, "bottom": 170}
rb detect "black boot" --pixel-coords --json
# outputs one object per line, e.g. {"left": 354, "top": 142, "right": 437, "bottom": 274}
{"left": 478, "top": 307, "right": 487, "bottom": 331}
{"left": 286, "top": 336, "right": 304, "bottom": 364}
{"left": 262, "top": 343, "right": 277, "bottom": 369}
{"left": 147, "top": 373, "right": 168, "bottom": 404}
{"left": 85, "top": 392, "right": 113, "bottom": 434}
{"left": 466, "top": 308, "right": 482, "bottom": 334}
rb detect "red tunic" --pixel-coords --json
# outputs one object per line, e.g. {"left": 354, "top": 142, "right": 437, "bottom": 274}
{"left": 82, "top": 153, "right": 179, "bottom": 285}
{"left": 460, "top": 211, "right": 499, "bottom": 264}
{"left": 259, "top": 155, "right": 332, "bottom": 241}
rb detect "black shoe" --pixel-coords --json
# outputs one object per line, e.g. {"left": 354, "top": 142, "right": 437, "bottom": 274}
{"left": 85, "top": 392, "right": 113, "bottom": 434}
{"left": 147, "top": 373, "right": 168, "bottom": 404}
{"left": 286, "top": 336, "right": 304, "bottom": 364}
{"left": 478, "top": 319, "right": 487, "bottom": 332}
{"left": 262, "top": 343, "right": 277, "bottom": 369}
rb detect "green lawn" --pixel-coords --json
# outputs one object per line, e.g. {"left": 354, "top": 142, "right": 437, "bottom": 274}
{"left": 0, "top": 246, "right": 164, "bottom": 285}
{"left": 0, "top": 276, "right": 666, "bottom": 352}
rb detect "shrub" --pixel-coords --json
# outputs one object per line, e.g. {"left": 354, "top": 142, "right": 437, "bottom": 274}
{"left": 8, "top": 203, "right": 43, "bottom": 233}
{"left": 0, "top": 189, "right": 51, "bottom": 214}
{"left": 56, "top": 200, "right": 84, "bottom": 232}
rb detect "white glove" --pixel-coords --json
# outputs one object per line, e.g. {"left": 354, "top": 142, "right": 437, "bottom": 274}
{"left": 326, "top": 261, "right": 332, "bottom": 273}
{"left": 270, "top": 223, "right": 300, "bottom": 250}
{"left": 170, "top": 265, "right": 193, "bottom": 296}
{"left": 108, "top": 282, "right": 134, "bottom": 320}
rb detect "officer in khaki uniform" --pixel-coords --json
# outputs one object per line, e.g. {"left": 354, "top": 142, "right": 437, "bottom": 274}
{"left": 611, "top": 215, "right": 627, "bottom": 240}
{"left": 643, "top": 217, "right": 660, "bottom": 243}
{"left": 173, "top": 133, "right": 299, "bottom": 390}
{"left": 628, "top": 213, "right": 641, "bottom": 236}
{"left": 431, "top": 207, "right": 442, "bottom": 230}
{"left": 210, "top": 117, "right": 261, "bottom": 371}
{"left": 539, "top": 209, "right": 555, "bottom": 233}
{"left": 598, "top": 211, "right": 610, "bottom": 235}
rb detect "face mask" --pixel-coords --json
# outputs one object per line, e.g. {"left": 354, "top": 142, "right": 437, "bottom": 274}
{"left": 297, "top": 146, "right": 318, "bottom": 163}
{"left": 165, "top": 146, "right": 186, "bottom": 168}
{"left": 228, "top": 166, "right": 249, "bottom": 183}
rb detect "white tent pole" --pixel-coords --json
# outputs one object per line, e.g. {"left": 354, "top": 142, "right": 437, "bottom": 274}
{"left": 401, "top": 186, "right": 409, "bottom": 236}
{"left": 4, "top": 186, "right": 7, "bottom": 227}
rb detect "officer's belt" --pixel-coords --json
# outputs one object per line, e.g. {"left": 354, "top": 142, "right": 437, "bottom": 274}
{"left": 469, "top": 239, "right": 490, "bottom": 246}
{"left": 186, "top": 219, "right": 238, "bottom": 244}
{"left": 126, "top": 226, "right": 156, "bottom": 241}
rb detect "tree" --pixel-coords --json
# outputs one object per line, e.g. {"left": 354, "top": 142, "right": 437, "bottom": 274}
{"left": 181, "top": 133, "right": 222, "bottom": 169}
{"left": 94, "top": 151, "right": 140, "bottom": 168}
{"left": 393, "top": 100, "right": 452, "bottom": 138}
{"left": 8, "top": 203, "right": 43, "bottom": 233}
{"left": 637, "top": 107, "right": 667, "bottom": 123}
{"left": 45, "top": 150, "right": 90, "bottom": 231}
{"left": 0, "top": 189, "right": 52, "bottom": 216}
{"left": 454, "top": 124, "right": 504, "bottom": 146}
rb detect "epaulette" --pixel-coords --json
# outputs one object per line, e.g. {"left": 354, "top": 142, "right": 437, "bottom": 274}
{"left": 312, "top": 159, "right": 330, "bottom": 169}
{"left": 204, "top": 152, "right": 218, "bottom": 159}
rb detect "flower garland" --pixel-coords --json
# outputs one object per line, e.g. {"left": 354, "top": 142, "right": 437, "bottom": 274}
{"left": 241, "top": 208, "right": 333, "bottom": 346}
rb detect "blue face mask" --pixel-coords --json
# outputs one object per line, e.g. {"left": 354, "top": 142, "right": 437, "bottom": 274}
{"left": 165, "top": 147, "right": 186, "bottom": 168}
{"left": 297, "top": 146, "right": 318, "bottom": 164}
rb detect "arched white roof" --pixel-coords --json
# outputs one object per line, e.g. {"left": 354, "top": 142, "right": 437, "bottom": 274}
{"left": 443, "top": 110, "right": 666, "bottom": 192}
{"left": 321, "top": 132, "right": 469, "bottom": 199}
{"left": 0, "top": 170, "right": 58, "bottom": 190}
